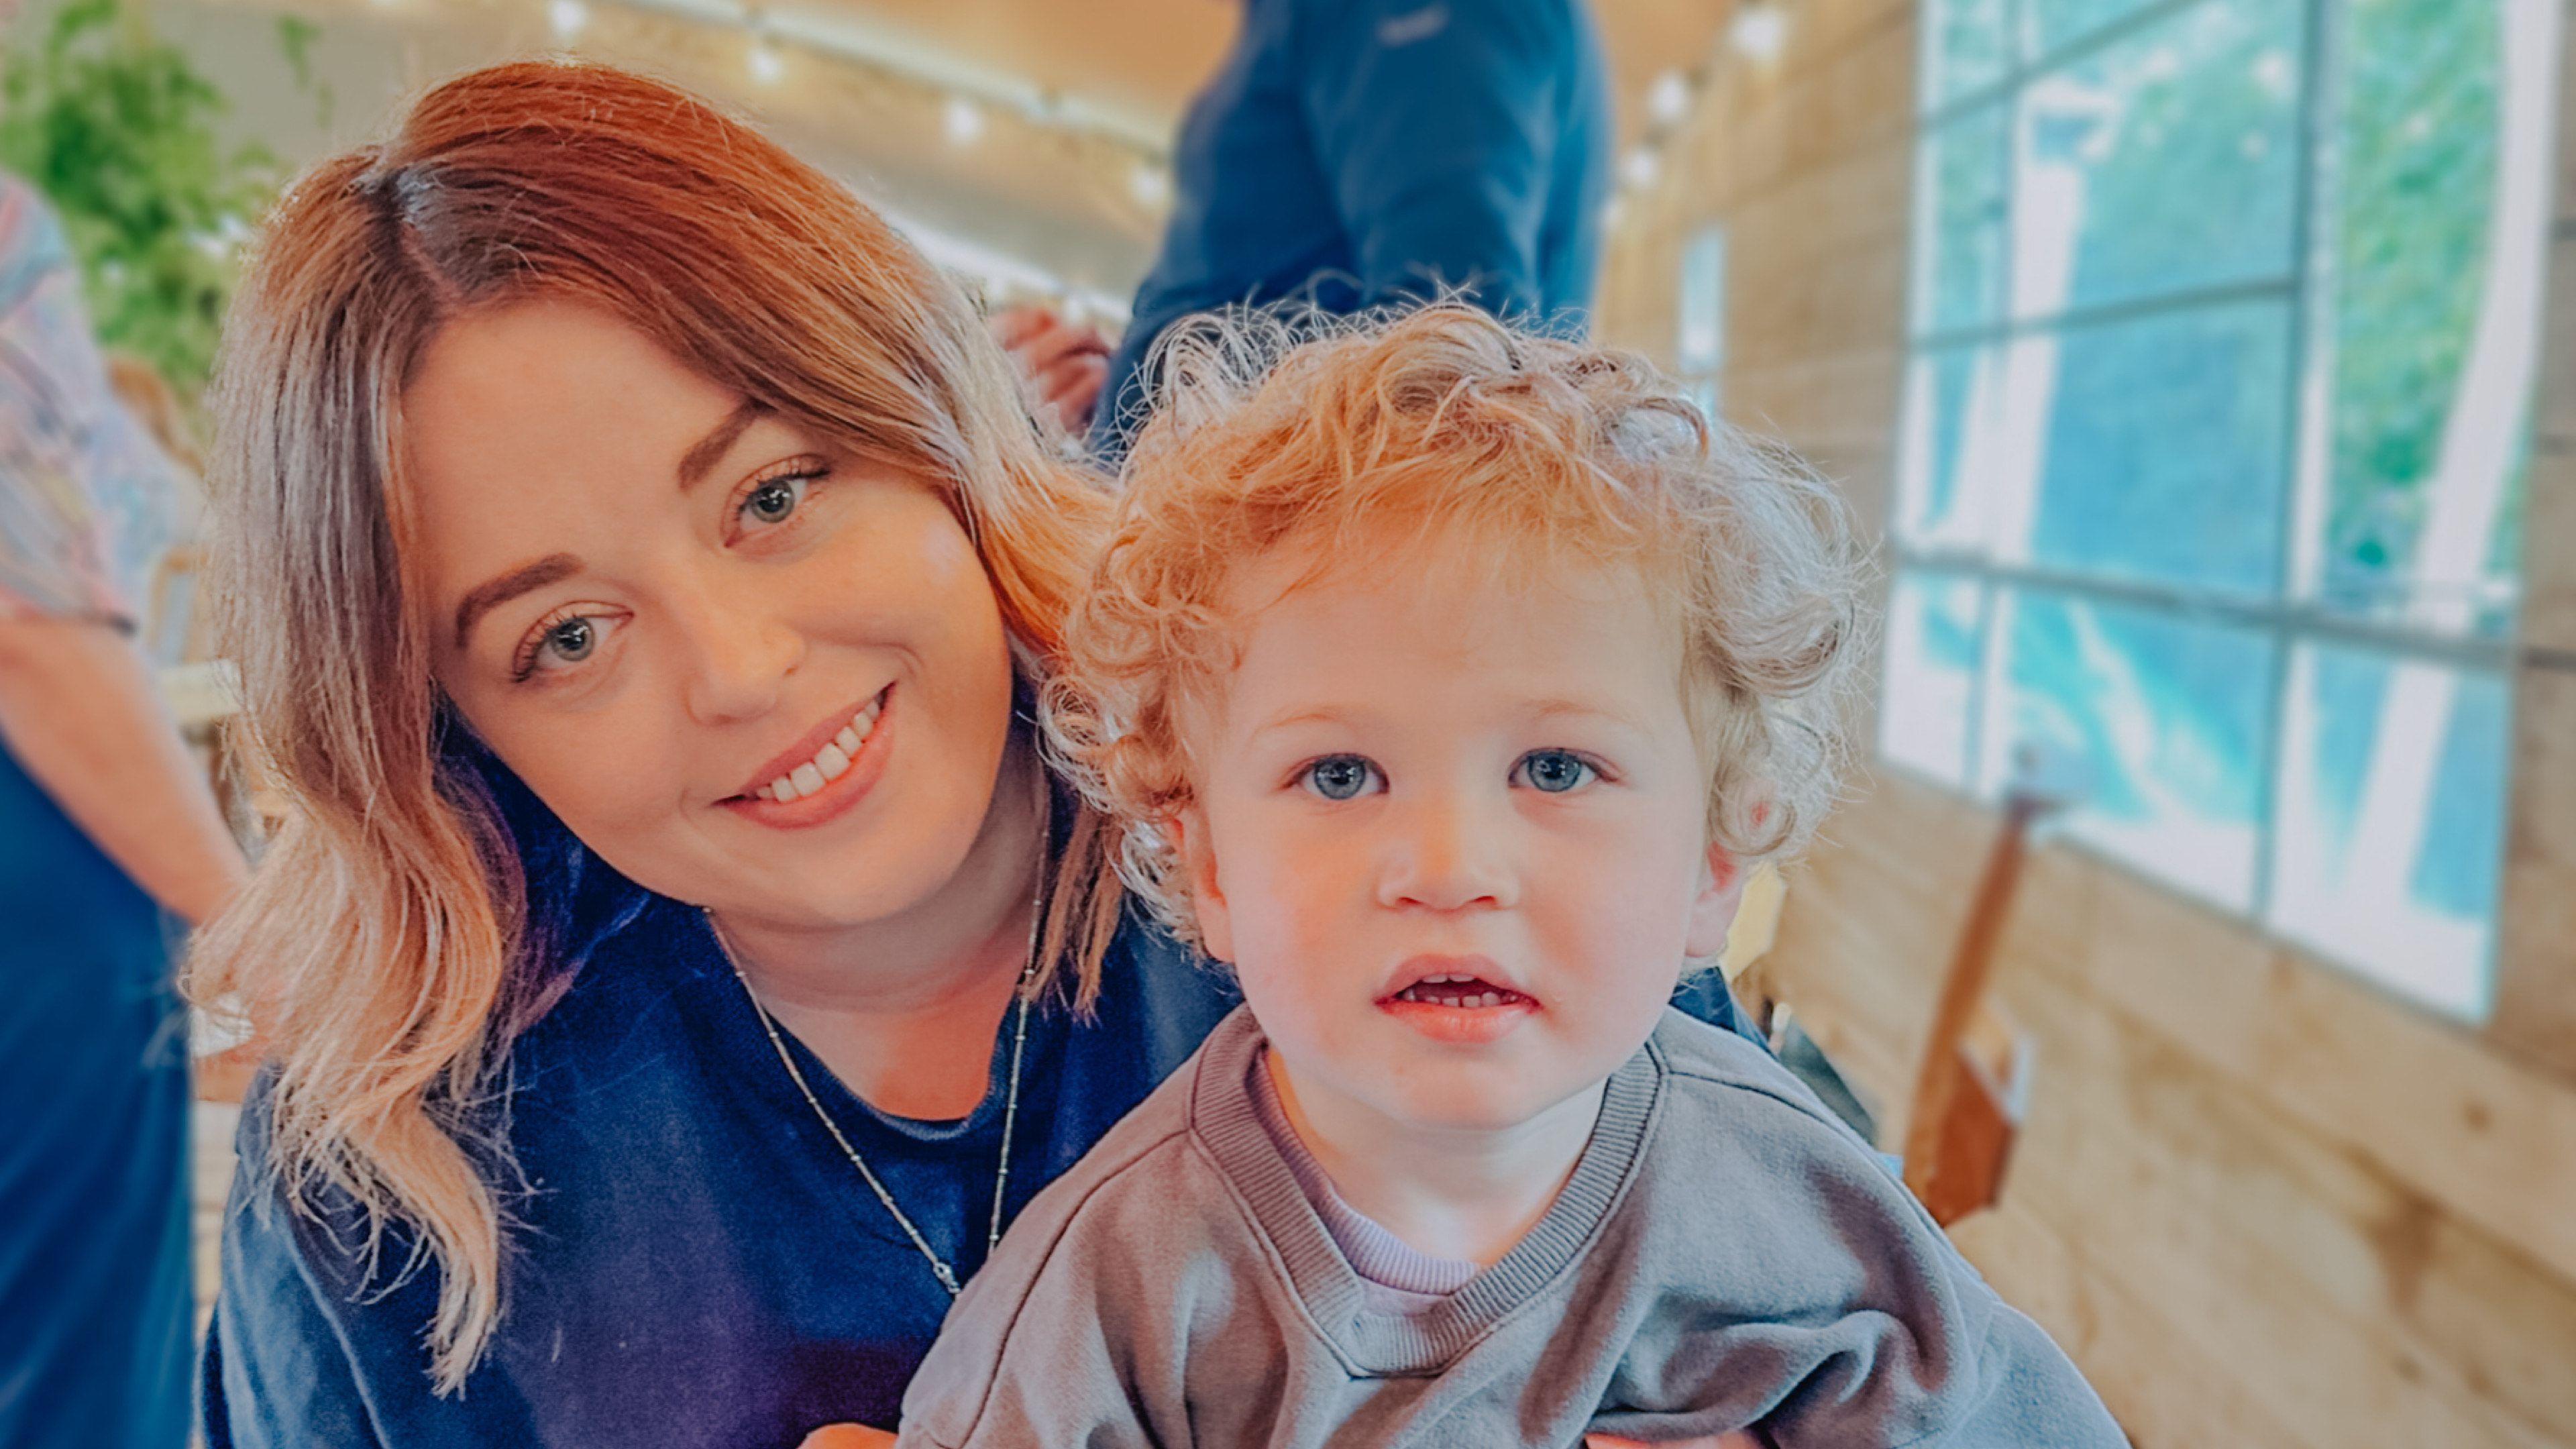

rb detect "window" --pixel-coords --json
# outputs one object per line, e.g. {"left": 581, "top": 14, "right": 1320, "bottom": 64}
{"left": 1679, "top": 225, "right": 1728, "bottom": 421}
{"left": 1890, "top": 0, "right": 2556, "bottom": 1019}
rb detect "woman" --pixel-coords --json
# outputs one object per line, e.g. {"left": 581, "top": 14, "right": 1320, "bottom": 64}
{"left": 195, "top": 62, "right": 1754, "bottom": 1448}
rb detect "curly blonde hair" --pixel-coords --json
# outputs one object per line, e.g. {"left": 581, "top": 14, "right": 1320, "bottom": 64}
{"left": 1045, "top": 304, "right": 1868, "bottom": 951}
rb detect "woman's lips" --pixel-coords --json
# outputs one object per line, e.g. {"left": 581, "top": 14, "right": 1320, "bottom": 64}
{"left": 720, "top": 684, "right": 895, "bottom": 830}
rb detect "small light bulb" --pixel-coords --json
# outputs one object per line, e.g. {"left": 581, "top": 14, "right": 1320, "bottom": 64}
{"left": 1620, "top": 148, "right": 1661, "bottom": 189}
{"left": 1128, "top": 163, "right": 1170, "bottom": 208}
{"left": 1731, "top": 3, "right": 1788, "bottom": 66}
{"left": 747, "top": 36, "right": 784, "bottom": 85}
{"left": 944, "top": 96, "right": 985, "bottom": 147}
{"left": 1648, "top": 70, "right": 1690, "bottom": 126}
{"left": 547, "top": 0, "right": 588, "bottom": 38}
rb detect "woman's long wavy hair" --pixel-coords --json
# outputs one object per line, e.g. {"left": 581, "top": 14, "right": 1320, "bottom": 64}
{"left": 187, "top": 60, "right": 1122, "bottom": 1393}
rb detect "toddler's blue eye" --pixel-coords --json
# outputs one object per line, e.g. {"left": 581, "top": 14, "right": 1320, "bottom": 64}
{"left": 1301, "top": 755, "right": 1380, "bottom": 801}
{"left": 1518, "top": 749, "right": 1595, "bottom": 793}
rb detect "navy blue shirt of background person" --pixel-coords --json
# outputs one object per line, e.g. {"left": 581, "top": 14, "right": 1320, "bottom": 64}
{"left": 1090, "top": 0, "right": 1613, "bottom": 455}
{"left": 200, "top": 745, "right": 1761, "bottom": 1449}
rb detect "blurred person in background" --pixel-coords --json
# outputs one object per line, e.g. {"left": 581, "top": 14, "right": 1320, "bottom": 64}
{"left": 994, "top": 0, "right": 1612, "bottom": 454}
{"left": 0, "top": 166, "right": 249, "bottom": 1448}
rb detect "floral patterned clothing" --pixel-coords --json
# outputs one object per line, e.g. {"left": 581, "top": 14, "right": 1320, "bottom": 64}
{"left": 0, "top": 172, "right": 189, "bottom": 631}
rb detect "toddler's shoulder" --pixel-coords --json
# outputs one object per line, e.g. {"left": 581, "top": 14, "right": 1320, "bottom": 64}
{"left": 1642, "top": 1007, "right": 1907, "bottom": 1199}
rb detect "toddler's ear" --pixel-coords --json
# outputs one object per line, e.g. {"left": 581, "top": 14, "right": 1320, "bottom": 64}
{"left": 1165, "top": 808, "right": 1234, "bottom": 963}
{"left": 1684, "top": 841, "right": 1747, "bottom": 961}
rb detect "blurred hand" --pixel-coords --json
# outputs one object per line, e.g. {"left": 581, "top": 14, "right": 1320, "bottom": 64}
{"left": 987, "top": 305, "right": 1111, "bottom": 435}
{"left": 1586, "top": 1434, "right": 1762, "bottom": 1449}
{"left": 796, "top": 1426, "right": 895, "bottom": 1449}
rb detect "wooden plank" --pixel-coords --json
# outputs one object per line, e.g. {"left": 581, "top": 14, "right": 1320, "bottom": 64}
{"left": 2518, "top": 445, "right": 2576, "bottom": 653}
{"left": 1949, "top": 1196, "right": 2322, "bottom": 1449}
{"left": 1830, "top": 765, "right": 2576, "bottom": 1293}
{"left": 2538, "top": 233, "right": 2576, "bottom": 449}
{"left": 1998, "top": 970, "right": 2576, "bottom": 1449}
{"left": 2489, "top": 665, "right": 2576, "bottom": 1081}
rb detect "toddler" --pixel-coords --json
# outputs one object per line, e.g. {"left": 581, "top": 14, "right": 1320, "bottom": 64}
{"left": 895, "top": 307, "right": 2126, "bottom": 1448}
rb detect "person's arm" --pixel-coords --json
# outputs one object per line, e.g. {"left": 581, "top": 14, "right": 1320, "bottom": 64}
{"left": 0, "top": 614, "right": 245, "bottom": 924}
{"left": 1294, "top": 0, "right": 1568, "bottom": 316}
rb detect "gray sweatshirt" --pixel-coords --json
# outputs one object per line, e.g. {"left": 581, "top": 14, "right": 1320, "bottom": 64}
{"left": 896, "top": 1007, "right": 2128, "bottom": 1448}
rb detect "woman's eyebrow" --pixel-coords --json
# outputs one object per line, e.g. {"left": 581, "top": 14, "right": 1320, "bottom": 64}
{"left": 453, "top": 553, "right": 583, "bottom": 649}
{"left": 676, "top": 399, "right": 769, "bottom": 492}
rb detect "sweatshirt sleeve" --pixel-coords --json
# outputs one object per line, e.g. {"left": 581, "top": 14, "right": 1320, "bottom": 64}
{"left": 1590, "top": 1025, "right": 2129, "bottom": 1448}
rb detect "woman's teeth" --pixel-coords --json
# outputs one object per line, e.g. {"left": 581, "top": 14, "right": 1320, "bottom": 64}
{"left": 1392, "top": 973, "right": 1525, "bottom": 1008}
{"left": 751, "top": 694, "right": 883, "bottom": 802}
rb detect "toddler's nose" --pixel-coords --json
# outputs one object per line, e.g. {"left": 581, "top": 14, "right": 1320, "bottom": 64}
{"left": 1375, "top": 796, "right": 1517, "bottom": 912}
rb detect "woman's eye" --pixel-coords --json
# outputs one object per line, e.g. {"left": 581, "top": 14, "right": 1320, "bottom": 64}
{"left": 741, "top": 474, "right": 807, "bottom": 527}
{"left": 514, "top": 611, "right": 619, "bottom": 680}
{"left": 1298, "top": 755, "right": 1383, "bottom": 802}
{"left": 1515, "top": 749, "right": 1597, "bottom": 794}
{"left": 546, "top": 616, "right": 598, "bottom": 663}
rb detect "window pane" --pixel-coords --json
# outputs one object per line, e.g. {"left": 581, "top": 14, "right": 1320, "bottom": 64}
{"left": 1880, "top": 572, "right": 1986, "bottom": 785}
{"left": 1914, "top": 104, "right": 2010, "bottom": 334}
{"left": 2012, "top": 0, "right": 2302, "bottom": 318}
{"left": 2318, "top": 0, "right": 2538, "bottom": 638}
{"left": 2269, "top": 647, "right": 2506, "bottom": 1018}
{"left": 1925, "top": 0, "right": 2015, "bottom": 107}
{"left": 1679, "top": 227, "right": 1727, "bottom": 372}
{"left": 2017, "top": 300, "right": 2292, "bottom": 593}
{"left": 2025, "top": 0, "right": 2163, "bottom": 62}
{"left": 1984, "top": 589, "right": 2271, "bottom": 908}
{"left": 1893, "top": 343, "right": 1998, "bottom": 545}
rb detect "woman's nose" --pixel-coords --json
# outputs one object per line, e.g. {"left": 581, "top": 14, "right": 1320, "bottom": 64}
{"left": 673, "top": 584, "right": 804, "bottom": 725}
{"left": 1375, "top": 793, "right": 1518, "bottom": 913}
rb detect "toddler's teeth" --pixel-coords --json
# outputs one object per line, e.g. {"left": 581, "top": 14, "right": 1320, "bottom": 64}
{"left": 769, "top": 773, "right": 802, "bottom": 802}
{"left": 834, "top": 726, "right": 862, "bottom": 755}
{"left": 815, "top": 743, "right": 851, "bottom": 780}
{"left": 790, "top": 763, "right": 826, "bottom": 796}
{"left": 753, "top": 784, "right": 774, "bottom": 802}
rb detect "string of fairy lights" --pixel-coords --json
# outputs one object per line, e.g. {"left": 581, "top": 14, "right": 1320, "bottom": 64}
{"left": 1615, "top": 2, "right": 1794, "bottom": 213}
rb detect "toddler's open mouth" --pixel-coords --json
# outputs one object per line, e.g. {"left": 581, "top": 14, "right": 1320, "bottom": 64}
{"left": 1388, "top": 973, "right": 1532, "bottom": 1010}
{"left": 1378, "top": 959, "right": 1538, "bottom": 1044}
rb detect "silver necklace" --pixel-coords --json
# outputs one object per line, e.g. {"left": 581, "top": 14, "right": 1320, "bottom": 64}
{"left": 706, "top": 881, "right": 1044, "bottom": 1299}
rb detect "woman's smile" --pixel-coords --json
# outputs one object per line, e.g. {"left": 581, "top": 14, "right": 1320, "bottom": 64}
{"left": 720, "top": 683, "right": 895, "bottom": 829}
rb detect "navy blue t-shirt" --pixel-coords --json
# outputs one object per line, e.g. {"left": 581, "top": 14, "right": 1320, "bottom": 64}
{"left": 204, "top": 896, "right": 1758, "bottom": 1447}
{"left": 1091, "top": 0, "right": 1613, "bottom": 455}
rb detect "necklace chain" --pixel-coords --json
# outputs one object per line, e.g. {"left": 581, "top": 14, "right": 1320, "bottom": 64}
{"left": 706, "top": 883, "right": 1044, "bottom": 1299}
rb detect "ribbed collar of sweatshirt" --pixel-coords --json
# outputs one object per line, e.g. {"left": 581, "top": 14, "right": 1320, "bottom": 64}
{"left": 1186, "top": 1009, "right": 1664, "bottom": 1376}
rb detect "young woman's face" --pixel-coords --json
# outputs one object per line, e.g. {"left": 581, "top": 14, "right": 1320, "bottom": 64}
{"left": 409, "top": 301, "right": 1020, "bottom": 929}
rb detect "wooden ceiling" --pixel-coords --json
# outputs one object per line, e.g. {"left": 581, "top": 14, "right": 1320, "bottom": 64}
{"left": 778, "top": 0, "right": 1731, "bottom": 149}
{"left": 166, "top": 0, "right": 1734, "bottom": 303}
{"left": 753, "top": 0, "right": 1735, "bottom": 298}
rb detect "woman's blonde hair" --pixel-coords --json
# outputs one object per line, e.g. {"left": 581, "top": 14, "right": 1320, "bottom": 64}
{"left": 189, "top": 60, "right": 1124, "bottom": 1392}
{"left": 1045, "top": 305, "right": 1867, "bottom": 953}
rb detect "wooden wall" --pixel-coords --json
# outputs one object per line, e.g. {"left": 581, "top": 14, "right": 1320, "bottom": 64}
{"left": 1593, "top": 3, "right": 2576, "bottom": 1446}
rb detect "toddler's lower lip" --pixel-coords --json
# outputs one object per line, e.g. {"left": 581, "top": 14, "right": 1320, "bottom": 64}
{"left": 1377, "top": 994, "right": 1538, "bottom": 1045}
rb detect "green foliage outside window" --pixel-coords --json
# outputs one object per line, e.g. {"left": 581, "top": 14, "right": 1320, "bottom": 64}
{"left": 2330, "top": 0, "right": 2508, "bottom": 614}
{"left": 0, "top": 0, "right": 301, "bottom": 401}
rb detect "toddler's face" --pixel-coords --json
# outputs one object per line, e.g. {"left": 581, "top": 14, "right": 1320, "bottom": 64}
{"left": 1173, "top": 545, "right": 1743, "bottom": 1136}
